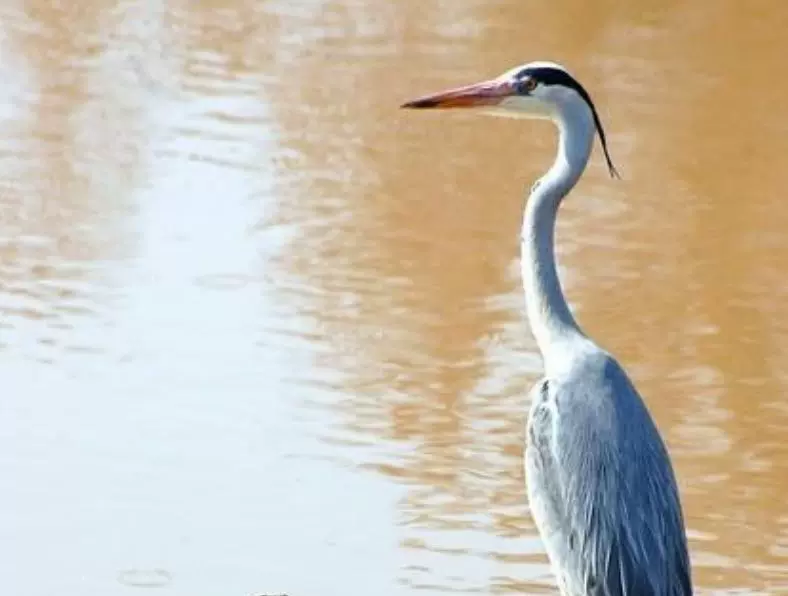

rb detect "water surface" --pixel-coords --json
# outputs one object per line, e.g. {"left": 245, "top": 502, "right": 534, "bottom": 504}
{"left": 2, "top": 1, "right": 788, "bottom": 594}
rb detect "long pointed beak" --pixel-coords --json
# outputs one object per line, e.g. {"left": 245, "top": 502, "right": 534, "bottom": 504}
{"left": 401, "top": 78, "right": 516, "bottom": 109}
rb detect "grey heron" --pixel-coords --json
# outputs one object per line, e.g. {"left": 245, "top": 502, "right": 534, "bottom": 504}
{"left": 402, "top": 61, "right": 693, "bottom": 595}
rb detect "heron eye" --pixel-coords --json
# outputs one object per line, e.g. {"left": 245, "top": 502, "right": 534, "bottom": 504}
{"left": 517, "top": 77, "right": 538, "bottom": 94}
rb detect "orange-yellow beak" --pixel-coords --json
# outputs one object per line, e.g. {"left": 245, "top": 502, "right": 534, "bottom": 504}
{"left": 401, "top": 77, "right": 516, "bottom": 109}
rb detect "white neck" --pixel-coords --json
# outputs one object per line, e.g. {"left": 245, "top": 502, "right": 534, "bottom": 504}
{"left": 521, "top": 100, "right": 595, "bottom": 372}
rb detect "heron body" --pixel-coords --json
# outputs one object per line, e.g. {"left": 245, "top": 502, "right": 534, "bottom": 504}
{"left": 403, "top": 61, "right": 693, "bottom": 595}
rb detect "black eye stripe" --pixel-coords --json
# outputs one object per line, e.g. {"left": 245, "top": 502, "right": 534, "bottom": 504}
{"left": 516, "top": 66, "right": 620, "bottom": 179}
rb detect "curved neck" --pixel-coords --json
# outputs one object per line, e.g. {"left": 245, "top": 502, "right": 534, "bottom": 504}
{"left": 521, "top": 103, "right": 595, "bottom": 370}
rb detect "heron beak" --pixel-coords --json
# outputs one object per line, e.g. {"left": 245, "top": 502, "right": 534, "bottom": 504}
{"left": 401, "top": 78, "right": 516, "bottom": 109}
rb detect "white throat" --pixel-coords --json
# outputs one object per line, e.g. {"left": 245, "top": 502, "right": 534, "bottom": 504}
{"left": 520, "top": 98, "right": 596, "bottom": 373}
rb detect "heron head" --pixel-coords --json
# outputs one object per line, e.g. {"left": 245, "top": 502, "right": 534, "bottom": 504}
{"left": 402, "top": 61, "right": 619, "bottom": 177}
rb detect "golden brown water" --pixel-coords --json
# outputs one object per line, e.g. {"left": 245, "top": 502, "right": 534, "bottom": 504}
{"left": 2, "top": 1, "right": 787, "bottom": 594}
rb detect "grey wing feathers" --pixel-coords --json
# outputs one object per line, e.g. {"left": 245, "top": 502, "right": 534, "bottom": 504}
{"left": 526, "top": 353, "right": 692, "bottom": 596}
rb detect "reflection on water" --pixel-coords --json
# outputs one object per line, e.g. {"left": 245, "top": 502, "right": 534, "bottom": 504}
{"left": 1, "top": 0, "right": 788, "bottom": 594}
